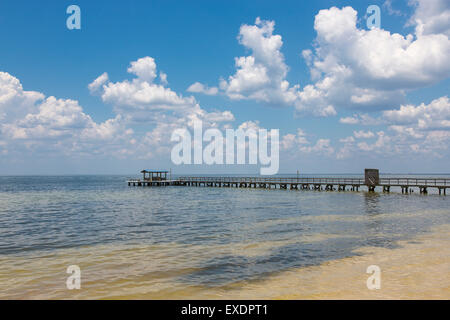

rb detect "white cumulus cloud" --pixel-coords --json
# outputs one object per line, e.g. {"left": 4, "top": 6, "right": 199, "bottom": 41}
{"left": 199, "top": 18, "right": 310, "bottom": 112}
{"left": 409, "top": 0, "right": 450, "bottom": 37}
{"left": 127, "top": 57, "right": 157, "bottom": 82}
{"left": 297, "top": 4, "right": 450, "bottom": 115}
{"left": 383, "top": 96, "right": 450, "bottom": 129}
{"left": 0, "top": 72, "right": 133, "bottom": 156}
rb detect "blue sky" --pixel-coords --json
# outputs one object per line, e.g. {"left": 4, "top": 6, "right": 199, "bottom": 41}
{"left": 0, "top": 0, "right": 449, "bottom": 174}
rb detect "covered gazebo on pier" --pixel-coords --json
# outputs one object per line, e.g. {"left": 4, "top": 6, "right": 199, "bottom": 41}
{"left": 140, "top": 170, "right": 169, "bottom": 181}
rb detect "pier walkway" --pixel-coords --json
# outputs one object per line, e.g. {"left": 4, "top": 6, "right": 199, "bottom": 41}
{"left": 128, "top": 176, "right": 450, "bottom": 195}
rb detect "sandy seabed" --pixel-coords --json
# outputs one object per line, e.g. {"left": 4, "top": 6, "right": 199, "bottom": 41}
{"left": 206, "top": 224, "right": 450, "bottom": 300}
{"left": 0, "top": 224, "right": 449, "bottom": 299}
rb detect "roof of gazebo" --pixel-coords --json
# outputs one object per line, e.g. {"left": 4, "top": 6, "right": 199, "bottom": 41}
{"left": 140, "top": 170, "right": 169, "bottom": 173}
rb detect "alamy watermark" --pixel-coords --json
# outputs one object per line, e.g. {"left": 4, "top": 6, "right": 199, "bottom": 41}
{"left": 366, "top": 5, "right": 381, "bottom": 29}
{"left": 66, "top": 265, "right": 81, "bottom": 290}
{"left": 66, "top": 5, "right": 81, "bottom": 30}
{"left": 170, "top": 121, "right": 279, "bottom": 175}
{"left": 366, "top": 265, "right": 381, "bottom": 290}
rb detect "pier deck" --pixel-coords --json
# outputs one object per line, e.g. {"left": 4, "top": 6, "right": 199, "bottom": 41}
{"left": 127, "top": 176, "right": 450, "bottom": 195}
{"left": 127, "top": 179, "right": 179, "bottom": 187}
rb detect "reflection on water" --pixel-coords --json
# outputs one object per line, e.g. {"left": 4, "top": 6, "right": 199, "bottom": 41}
{"left": 363, "top": 192, "right": 382, "bottom": 215}
{"left": 363, "top": 193, "right": 388, "bottom": 248}
{"left": 0, "top": 175, "right": 449, "bottom": 299}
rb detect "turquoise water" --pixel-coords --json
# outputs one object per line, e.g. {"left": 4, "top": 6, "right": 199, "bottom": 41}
{"left": 0, "top": 175, "right": 449, "bottom": 298}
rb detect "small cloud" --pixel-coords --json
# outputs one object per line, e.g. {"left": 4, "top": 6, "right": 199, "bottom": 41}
{"left": 127, "top": 57, "right": 157, "bottom": 82}
{"left": 339, "top": 116, "right": 359, "bottom": 124}
{"left": 382, "top": 0, "right": 404, "bottom": 16}
{"left": 339, "top": 136, "right": 355, "bottom": 143}
{"left": 159, "top": 72, "right": 168, "bottom": 86}
{"left": 187, "top": 82, "right": 218, "bottom": 95}
{"left": 88, "top": 72, "right": 109, "bottom": 94}
{"left": 353, "top": 130, "right": 375, "bottom": 139}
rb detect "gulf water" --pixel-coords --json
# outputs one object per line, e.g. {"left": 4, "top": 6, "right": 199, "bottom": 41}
{"left": 0, "top": 175, "right": 448, "bottom": 299}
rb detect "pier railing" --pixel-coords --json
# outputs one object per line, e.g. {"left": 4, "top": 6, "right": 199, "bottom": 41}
{"left": 378, "top": 178, "right": 449, "bottom": 187}
{"left": 178, "top": 176, "right": 450, "bottom": 187}
{"left": 178, "top": 176, "right": 364, "bottom": 184}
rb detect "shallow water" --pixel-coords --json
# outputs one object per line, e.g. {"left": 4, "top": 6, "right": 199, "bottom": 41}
{"left": 0, "top": 175, "right": 449, "bottom": 299}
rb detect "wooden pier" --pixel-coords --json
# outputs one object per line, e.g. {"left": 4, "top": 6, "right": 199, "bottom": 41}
{"left": 127, "top": 170, "right": 450, "bottom": 195}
